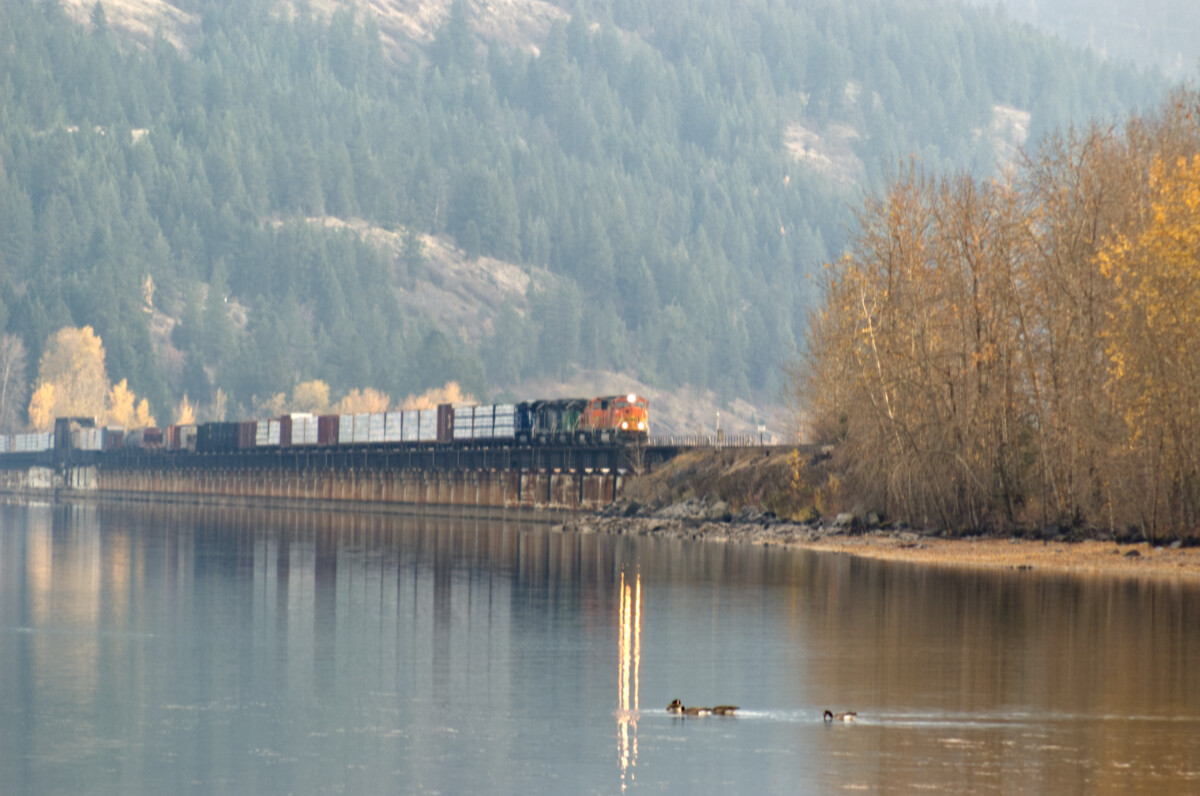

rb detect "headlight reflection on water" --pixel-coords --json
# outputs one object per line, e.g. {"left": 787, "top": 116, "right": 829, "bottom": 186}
{"left": 616, "top": 570, "right": 642, "bottom": 791}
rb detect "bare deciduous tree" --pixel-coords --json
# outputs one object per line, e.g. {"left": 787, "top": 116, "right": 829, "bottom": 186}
{"left": 0, "top": 334, "right": 28, "bottom": 430}
{"left": 797, "top": 89, "right": 1200, "bottom": 540}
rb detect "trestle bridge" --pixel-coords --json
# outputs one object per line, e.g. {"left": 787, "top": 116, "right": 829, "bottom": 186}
{"left": 0, "top": 436, "right": 783, "bottom": 512}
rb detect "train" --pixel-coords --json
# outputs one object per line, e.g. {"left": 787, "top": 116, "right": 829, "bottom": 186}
{"left": 1, "top": 394, "right": 650, "bottom": 457}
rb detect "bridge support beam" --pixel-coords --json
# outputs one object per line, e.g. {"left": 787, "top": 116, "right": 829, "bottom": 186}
{"left": 89, "top": 464, "right": 625, "bottom": 512}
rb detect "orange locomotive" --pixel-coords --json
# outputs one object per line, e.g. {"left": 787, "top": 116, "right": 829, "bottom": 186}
{"left": 581, "top": 394, "right": 650, "bottom": 441}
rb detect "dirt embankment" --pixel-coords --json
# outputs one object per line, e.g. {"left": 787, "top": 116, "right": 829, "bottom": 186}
{"left": 559, "top": 448, "right": 1200, "bottom": 581}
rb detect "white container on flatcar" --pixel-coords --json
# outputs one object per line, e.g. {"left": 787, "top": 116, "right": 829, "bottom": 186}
{"left": 368, "top": 412, "right": 386, "bottom": 443}
{"left": 417, "top": 409, "right": 438, "bottom": 442}
{"left": 493, "top": 404, "right": 516, "bottom": 439}
{"left": 402, "top": 410, "right": 419, "bottom": 441}
{"left": 353, "top": 413, "right": 370, "bottom": 443}
{"left": 289, "top": 413, "right": 319, "bottom": 445}
{"left": 339, "top": 414, "right": 354, "bottom": 444}
{"left": 385, "top": 412, "right": 403, "bottom": 442}
{"left": 472, "top": 405, "right": 494, "bottom": 439}
{"left": 17, "top": 432, "right": 51, "bottom": 452}
{"left": 256, "top": 419, "right": 281, "bottom": 446}
{"left": 80, "top": 428, "right": 103, "bottom": 450}
{"left": 452, "top": 404, "right": 475, "bottom": 440}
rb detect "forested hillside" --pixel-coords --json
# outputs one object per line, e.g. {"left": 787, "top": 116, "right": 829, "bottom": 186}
{"left": 0, "top": 0, "right": 1163, "bottom": 427}
{"left": 967, "top": 0, "right": 1200, "bottom": 78}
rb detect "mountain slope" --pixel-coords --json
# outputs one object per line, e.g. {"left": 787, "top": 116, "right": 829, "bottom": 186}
{"left": 966, "top": 0, "right": 1200, "bottom": 78}
{"left": 0, "top": 0, "right": 1164, "bottom": 429}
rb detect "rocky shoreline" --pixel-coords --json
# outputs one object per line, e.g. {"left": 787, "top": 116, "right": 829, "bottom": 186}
{"left": 558, "top": 498, "right": 1200, "bottom": 581}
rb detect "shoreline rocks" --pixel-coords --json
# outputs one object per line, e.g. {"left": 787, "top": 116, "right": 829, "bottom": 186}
{"left": 561, "top": 498, "right": 932, "bottom": 547}
{"left": 554, "top": 498, "right": 1200, "bottom": 580}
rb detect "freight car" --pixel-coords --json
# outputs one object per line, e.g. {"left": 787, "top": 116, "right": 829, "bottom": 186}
{"left": 0, "top": 394, "right": 650, "bottom": 460}
{"left": 185, "top": 395, "right": 648, "bottom": 454}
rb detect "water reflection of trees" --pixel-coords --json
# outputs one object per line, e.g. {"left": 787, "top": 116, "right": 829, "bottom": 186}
{"left": 803, "top": 558, "right": 1200, "bottom": 714}
{"left": 7, "top": 501, "right": 1200, "bottom": 792}
{"left": 804, "top": 557, "right": 1200, "bottom": 793}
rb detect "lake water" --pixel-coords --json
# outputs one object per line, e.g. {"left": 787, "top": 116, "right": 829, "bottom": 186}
{"left": 1, "top": 500, "right": 1198, "bottom": 794}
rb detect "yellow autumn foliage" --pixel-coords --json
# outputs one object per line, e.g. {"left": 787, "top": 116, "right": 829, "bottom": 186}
{"left": 133, "top": 398, "right": 155, "bottom": 429}
{"left": 28, "top": 326, "right": 109, "bottom": 428}
{"left": 798, "top": 89, "right": 1200, "bottom": 539}
{"left": 400, "top": 382, "right": 475, "bottom": 410}
{"left": 106, "top": 379, "right": 136, "bottom": 428}
{"left": 255, "top": 392, "right": 287, "bottom": 418}
{"left": 176, "top": 395, "right": 196, "bottom": 425}
{"left": 104, "top": 379, "right": 157, "bottom": 430}
{"left": 28, "top": 383, "right": 56, "bottom": 432}
{"left": 336, "top": 388, "right": 389, "bottom": 414}
{"left": 27, "top": 329, "right": 159, "bottom": 431}
{"left": 291, "top": 380, "right": 331, "bottom": 414}
{"left": 1096, "top": 153, "right": 1200, "bottom": 530}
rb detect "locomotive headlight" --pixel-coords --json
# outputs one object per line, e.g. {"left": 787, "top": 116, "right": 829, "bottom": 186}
{"left": 627, "top": 393, "right": 637, "bottom": 403}
{"left": 621, "top": 421, "right": 629, "bottom": 429}
{"left": 637, "top": 421, "right": 645, "bottom": 430}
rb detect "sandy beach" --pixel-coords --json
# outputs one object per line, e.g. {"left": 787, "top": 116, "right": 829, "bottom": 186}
{"left": 790, "top": 534, "right": 1200, "bottom": 580}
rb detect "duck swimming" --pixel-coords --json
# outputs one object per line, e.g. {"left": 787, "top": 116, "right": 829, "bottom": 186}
{"left": 666, "top": 699, "right": 732, "bottom": 717}
{"left": 823, "top": 710, "right": 857, "bottom": 722}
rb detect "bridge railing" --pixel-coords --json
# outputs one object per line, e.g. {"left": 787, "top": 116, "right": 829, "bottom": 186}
{"left": 648, "top": 434, "right": 773, "bottom": 448}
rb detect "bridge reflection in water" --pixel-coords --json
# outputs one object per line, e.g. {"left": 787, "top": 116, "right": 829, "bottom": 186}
{"left": 616, "top": 569, "right": 642, "bottom": 791}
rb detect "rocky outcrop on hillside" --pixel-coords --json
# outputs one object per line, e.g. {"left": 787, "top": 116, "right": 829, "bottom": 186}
{"left": 62, "top": 0, "right": 567, "bottom": 59}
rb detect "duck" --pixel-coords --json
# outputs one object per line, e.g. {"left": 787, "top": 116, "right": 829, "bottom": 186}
{"left": 666, "top": 699, "right": 714, "bottom": 716}
{"left": 823, "top": 710, "right": 857, "bottom": 722}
